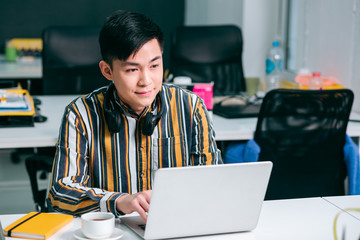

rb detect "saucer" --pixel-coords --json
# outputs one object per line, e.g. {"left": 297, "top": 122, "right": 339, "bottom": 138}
{"left": 73, "top": 228, "right": 123, "bottom": 240}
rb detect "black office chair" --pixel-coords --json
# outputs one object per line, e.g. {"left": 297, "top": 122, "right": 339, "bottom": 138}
{"left": 25, "top": 149, "right": 55, "bottom": 212}
{"left": 254, "top": 89, "right": 354, "bottom": 200}
{"left": 169, "top": 25, "right": 246, "bottom": 96}
{"left": 42, "top": 26, "right": 108, "bottom": 94}
{"left": 25, "top": 26, "right": 108, "bottom": 211}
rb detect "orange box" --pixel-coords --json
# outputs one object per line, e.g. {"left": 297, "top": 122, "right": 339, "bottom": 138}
{"left": 294, "top": 74, "right": 343, "bottom": 90}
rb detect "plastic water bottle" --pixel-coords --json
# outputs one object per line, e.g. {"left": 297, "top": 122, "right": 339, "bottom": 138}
{"left": 265, "top": 41, "right": 284, "bottom": 91}
{"left": 308, "top": 72, "right": 324, "bottom": 90}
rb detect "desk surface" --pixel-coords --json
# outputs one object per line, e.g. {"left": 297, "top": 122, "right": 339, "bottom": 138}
{"left": 0, "top": 95, "right": 76, "bottom": 149}
{"left": 213, "top": 111, "right": 360, "bottom": 141}
{"left": 324, "top": 195, "right": 360, "bottom": 221}
{"left": 0, "top": 55, "right": 42, "bottom": 79}
{"left": 254, "top": 197, "right": 360, "bottom": 240}
{"left": 1, "top": 95, "right": 360, "bottom": 149}
{"left": 212, "top": 114, "right": 257, "bottom": 141}
{"left": 1, "top": 196, "right": 359, "bottom": 240}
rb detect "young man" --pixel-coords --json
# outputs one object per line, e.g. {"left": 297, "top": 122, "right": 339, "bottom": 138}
{"left": 48, "top": 10, "right": 222, "bottom": 223}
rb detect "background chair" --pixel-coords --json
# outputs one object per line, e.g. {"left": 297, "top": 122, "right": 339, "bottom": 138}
{"left": 25, "top": 150, "right": 55, "bottom": 212}
{"left": 42, "top": 26, "right": 108, "bottom": 94}
{"left": 169, "top": 25, "right": 246, "bottom": 96}
{"left": 25, "top": 26, "right": 109, "bottom": 211}
{"left": 254, "top": 89, "right": 354, "bottom": 200}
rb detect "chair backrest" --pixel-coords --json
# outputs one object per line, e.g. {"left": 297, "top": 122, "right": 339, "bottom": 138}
{"left": 169, "top": 25, "right": 245, "bottom": 96}
{"left": 254, "top": 89, "right": 354, "bottom": 200}
{"left": 42, "top": 26, "right": 109, "bottom": 95}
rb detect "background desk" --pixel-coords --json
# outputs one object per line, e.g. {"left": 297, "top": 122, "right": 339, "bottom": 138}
{"left": 1, "top": 197, "right": 359, "bottom": 239}
{"left": 0, "top": 55, "right": 42, "bottom": 80}
{"left": 212, "top": 114, "right": 257, "bottom": 140}
{"left": 2, "top": 95, "right": 360, "bottom": 149}
{"left": 0, "top": 95, "right": 76, "bottom": 149}
{"left": 0, "top": 55, "right": 42, "bottom": 94}
{"left": 213, "top": 111, "right": 360, "bottom": 141}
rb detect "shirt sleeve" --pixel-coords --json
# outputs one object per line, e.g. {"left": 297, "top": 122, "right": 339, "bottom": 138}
{"left": 48, "top": 106, "right": 124, "bottom": 216}
{"left": 190, "top": 97, "right": 223, "bottom": 165}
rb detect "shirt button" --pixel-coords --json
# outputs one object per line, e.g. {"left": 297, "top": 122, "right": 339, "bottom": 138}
{"left": 139, "top": 147, "right": 144, "bottom": 151}
{"left": 140, "top": 173, "right": 144, "bottom": 177}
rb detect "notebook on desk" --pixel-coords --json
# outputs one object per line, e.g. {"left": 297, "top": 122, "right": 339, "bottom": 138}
{"left": 120, "top": 162, "right": 273, "bottom": 239}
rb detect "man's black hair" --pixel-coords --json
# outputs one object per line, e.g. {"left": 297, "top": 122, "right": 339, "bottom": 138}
{"left": 99, "top": 10, "right": 164, "bottom": 68}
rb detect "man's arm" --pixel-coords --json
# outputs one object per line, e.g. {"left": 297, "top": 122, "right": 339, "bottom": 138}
{"left": 48, "top": 106, "right": 124, "bottom": 216}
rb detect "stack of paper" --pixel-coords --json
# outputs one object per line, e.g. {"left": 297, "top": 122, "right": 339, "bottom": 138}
{"left": 0, "top": 88, "right": 35, "bottom": 127}
{"left": 0, "top": 89, "right": 34, "bottom": 115}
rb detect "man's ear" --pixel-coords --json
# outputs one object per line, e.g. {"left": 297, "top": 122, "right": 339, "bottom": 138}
{"left": 99, "top": 60, "right": 113, "bottom": 81}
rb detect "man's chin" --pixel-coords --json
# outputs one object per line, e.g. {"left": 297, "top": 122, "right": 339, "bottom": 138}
{"left": 137, "top": 97, "right": 156, "bottom": 107}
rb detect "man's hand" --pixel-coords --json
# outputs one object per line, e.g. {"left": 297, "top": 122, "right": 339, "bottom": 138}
{"left": 116, "top": 190, "right": 152, "bottom": 223}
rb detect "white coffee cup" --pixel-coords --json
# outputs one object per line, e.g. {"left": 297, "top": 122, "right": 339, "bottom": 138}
{"left": 81, "top": 212, "right": 115, "bottom": 239}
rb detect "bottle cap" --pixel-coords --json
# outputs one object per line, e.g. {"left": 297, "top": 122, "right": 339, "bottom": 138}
{"left": 312, "top": 72, "right": 321, "bottom": 77}
{"left": 272, "top": 41, "right": 279, "bottom": 47}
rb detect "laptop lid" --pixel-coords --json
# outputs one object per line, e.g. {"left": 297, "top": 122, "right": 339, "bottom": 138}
{"left": 121, "top": 162, "right": 272, "bottom": 239}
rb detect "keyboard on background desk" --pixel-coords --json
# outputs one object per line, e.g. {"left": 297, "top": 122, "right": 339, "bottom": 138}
{"left": 213, "top": 95, "right": 262, "bottom": 118}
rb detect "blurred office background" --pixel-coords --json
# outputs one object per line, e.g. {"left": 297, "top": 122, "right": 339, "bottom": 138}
{"left": 1, "top": 0, "right": 359, "bottom": 108}
{"left": 1, "top": 0, "right": 360, "bottom": 213}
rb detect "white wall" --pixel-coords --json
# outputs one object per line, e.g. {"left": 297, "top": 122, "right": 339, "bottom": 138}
{"left": 185, "top": 0, "right": 243, "bottom": 26}
{"left": 289, "top": 0, "right": 360, "bottom": 111}
{"left": 184, "top": 0, "right": 360, "bottom": 111}
{"left": 185, "top": 0, "right": 283, "bottom": 83}
{"left": 353, "top": 0, "right": 360, "bottom": 111}
{"left": 242, "top": 0, "right": 283, "bottom": 81}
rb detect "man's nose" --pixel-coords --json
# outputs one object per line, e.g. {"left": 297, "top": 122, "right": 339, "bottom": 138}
{"left": 139, "top": 70, "right": 152, "bottom": 86}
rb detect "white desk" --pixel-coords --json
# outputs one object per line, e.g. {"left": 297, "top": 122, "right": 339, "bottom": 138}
{"left": 213, "top": 111, "right": 360, "bottom": 141}
{"left": 212, "top": 114, "right": 257, "bottom": 141}
{"left": 0, "top": 95, "right": 76, "bottom": 149}
{"left": 323, "top": 195, "right": 360, "bottom": 221}
{"left": 1, "top": 197, "right": 360, "bottom": 240}
{"left": 0, "top": 95, "right": 257, "bottom": 148}
{"left": 254, "top": 197, "right": 360, "bottom": 240}
{"left": 0, "top": 55, "right": 42, "bottom": 79}
{"left": 1, "top": 95, "right": 360, "bottom": 148}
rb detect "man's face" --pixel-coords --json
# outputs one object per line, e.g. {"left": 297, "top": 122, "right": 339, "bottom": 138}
{"left": 100, "top": 38, "right": 163, "bottom": 115}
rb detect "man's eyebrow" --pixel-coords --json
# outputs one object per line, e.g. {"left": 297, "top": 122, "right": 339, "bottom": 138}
{"left": 121, "top": 56, "right": 162, "bottom": 67}
{"left": 150, "top": 56, "right": 162, "bottom": 63}
{"left": 121, "top": 61, "right": 139, "bottom": 67}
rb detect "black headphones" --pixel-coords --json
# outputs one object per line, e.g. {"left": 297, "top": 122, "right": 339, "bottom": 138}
{"left": 104, "top": 83, "right": 165, "bottom": 136}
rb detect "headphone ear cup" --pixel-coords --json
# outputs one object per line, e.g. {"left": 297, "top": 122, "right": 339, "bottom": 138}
{"left": 104, "top": 85, "right": 122, "bottom": 133}
{"left": 142, "top": 113, "right": 160, "bottom": 136}
{"left": 142, "top": 93, "right": 165, "bottom": 136}
{"left": 105, "top": 108, "right": 122, "bottom": 133}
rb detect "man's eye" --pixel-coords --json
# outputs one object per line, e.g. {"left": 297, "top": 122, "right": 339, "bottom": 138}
{"left": 151, "top": 64, "right": 159, "bottom": 69}
{"left": 126, "top": 68, "right": 137, "bottom": 72}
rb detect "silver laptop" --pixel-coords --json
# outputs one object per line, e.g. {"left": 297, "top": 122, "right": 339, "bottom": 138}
{"left": 120, "top": 162, "right": 272, "bottom": 239}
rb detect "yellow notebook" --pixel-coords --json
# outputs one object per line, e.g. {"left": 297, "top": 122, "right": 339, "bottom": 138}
{"left": 3, "top": 212, "right": 73, "bottom": 239}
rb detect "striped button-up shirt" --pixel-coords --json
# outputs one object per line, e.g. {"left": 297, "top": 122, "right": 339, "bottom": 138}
{"left": 48, "top": 83, "right": 222, "bottom": 216}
